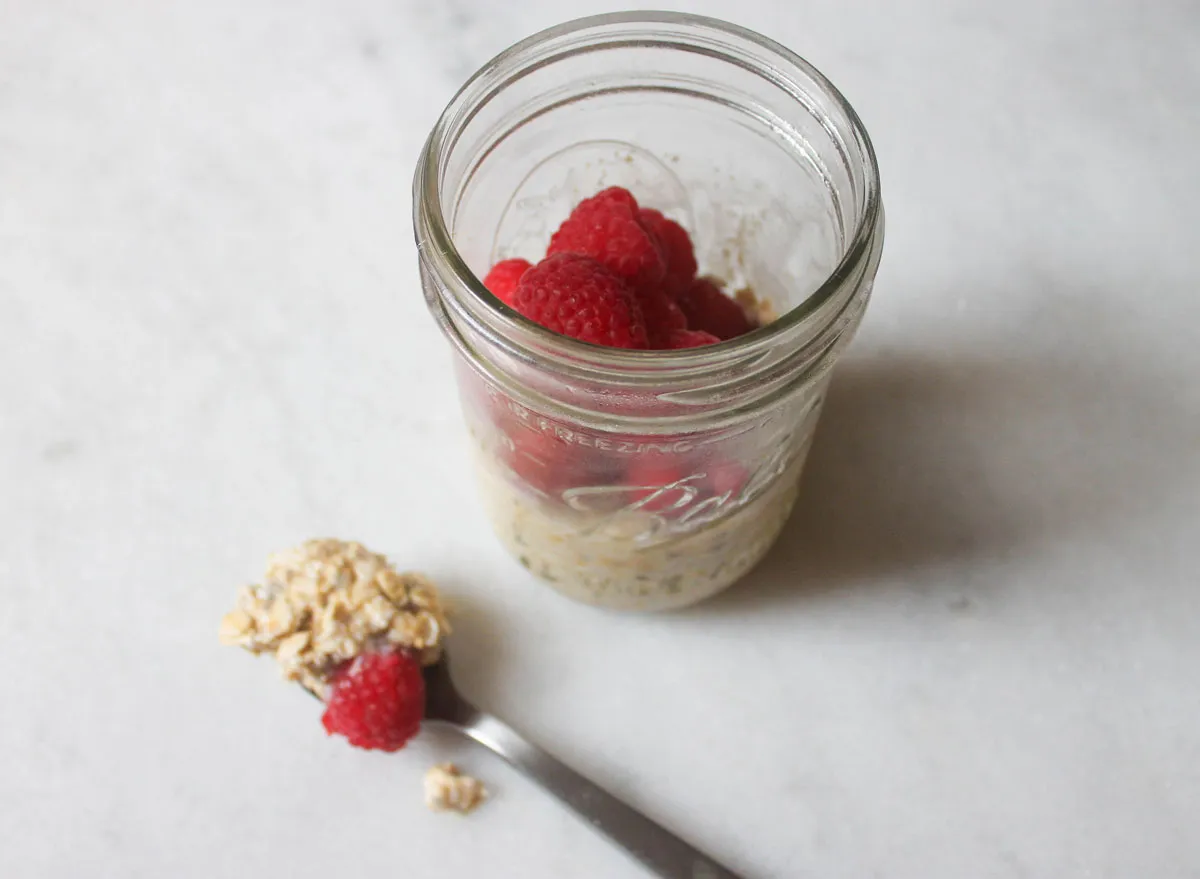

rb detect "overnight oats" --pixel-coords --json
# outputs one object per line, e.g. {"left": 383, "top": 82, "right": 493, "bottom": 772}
{"left": 414, "top": 13, "right": 884, "bottom": 611}
{"left": 221, "top": 539, "right": 488, "bottom": 811}
{"left": 218, "top": 539, "right": 450, "bottom": 737}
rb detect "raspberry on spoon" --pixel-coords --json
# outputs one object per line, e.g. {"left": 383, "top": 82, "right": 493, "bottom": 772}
{"left": 218, "top": 539, "right": 452, "bottom": 751}
{"left": 321, "top": 649, "right": 425, "bottom": 752}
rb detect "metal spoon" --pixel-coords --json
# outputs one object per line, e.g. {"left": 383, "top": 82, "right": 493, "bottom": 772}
{"left": 420, "top": 656, "right": 746, "bottom": 879}
{"left": 308, "top": 654, "right": 745, "bottom": 876}
{"left": 299, "top": 652, "right": 717, "bottom": 879}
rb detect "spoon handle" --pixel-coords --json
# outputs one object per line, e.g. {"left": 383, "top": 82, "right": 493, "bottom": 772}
{"left": 456, "top": 708, "right": 747, "bottom": 879}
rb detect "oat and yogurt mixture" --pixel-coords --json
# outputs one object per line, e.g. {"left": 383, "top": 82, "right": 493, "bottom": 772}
{"left": 474, "top": 434, "right": 810, "bottom": 612}
{"left": 219, "top": 538, "right": 449, "bottom": 698}
{"left": 424, "top": 763, "right": 488, "bottom": 814}
{"left": 220, "top": 539, "right": 486, "bottom": 810}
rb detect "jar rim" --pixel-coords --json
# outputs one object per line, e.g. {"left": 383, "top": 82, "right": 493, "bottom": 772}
{"left": 414, "top": 11, "right": 883, "bottom": 406}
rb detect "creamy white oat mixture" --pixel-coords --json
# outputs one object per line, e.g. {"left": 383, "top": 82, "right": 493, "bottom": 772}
{"left": 424, "top": 763, "right": 488, "bottom": 814}
{"left": 218, "top": 538, "right": 451, "bottom": 698}
{"left": 474, "top": 449, "right": 808, "bottom": 611}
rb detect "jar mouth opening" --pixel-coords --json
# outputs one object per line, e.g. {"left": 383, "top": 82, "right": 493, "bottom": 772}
{"left": 414, "top": 10, "right": 882, "bottom": 378}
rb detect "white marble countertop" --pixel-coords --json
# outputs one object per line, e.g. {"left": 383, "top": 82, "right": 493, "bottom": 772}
{"left": 3, "top": 1, "right": 1198, "bottom": 877}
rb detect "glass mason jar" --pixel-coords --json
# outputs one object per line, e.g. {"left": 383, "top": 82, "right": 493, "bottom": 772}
{"left": 414, "top": 12, "right": 883, "bottom": 612}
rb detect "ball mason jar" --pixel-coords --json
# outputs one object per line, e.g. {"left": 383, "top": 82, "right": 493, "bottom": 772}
{"left": 414, "top": 12, "right": 883, "bottom": 612}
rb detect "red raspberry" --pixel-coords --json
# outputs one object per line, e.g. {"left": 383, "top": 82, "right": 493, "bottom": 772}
{"left": 592, "top": 186, "right": 639, "bottom": 212}
{"left": 641, "top": 290, "right": 688, "bottom": 347}
{"left": 511, "top": 253, "right": 649, "bottom": 349}
{"left": 664, "top": 328, "right": 721, "bottom": 349}
{"left": 506, "top": 428, "right": 574, "bottom": 496}
{"left": 547, "top": 187, "right": 666, "bottom": 291}
{"left": 321, "top": 650, "right": 424, "bottom": 752}
{"left": 503, "top": 421, "right": 623, "bottom": 499}
{"left": 624, "top": 459, "right": 699, "bottom": 515}
{"left": 706, "top": 458, "right": 750, "bottom": 502}
{"left": 637, "top": 209, "right": 697, "bottom": 295}
{"left": 482, "top": 258, "right": 532, "bottom": 306}
{"left": 625, "top": 455, "right": 749, "bottom": 516}
{"left": 675, "top": 277, "right": 755, "bottom": 341}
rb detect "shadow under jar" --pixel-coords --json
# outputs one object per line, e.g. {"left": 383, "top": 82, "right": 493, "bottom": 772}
{"left": 415, "top": 12, "right": 884, "bottom": 612}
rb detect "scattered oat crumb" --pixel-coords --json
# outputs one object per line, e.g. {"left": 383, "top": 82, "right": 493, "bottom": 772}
{"left": 735, "top": 287, "right": 778, "bottom": 326}
{"left": 424, "top": 763, "right": 488, "bottom": 814}
{"left": 219, "top": 538, "right": 451, "bottom": 697}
